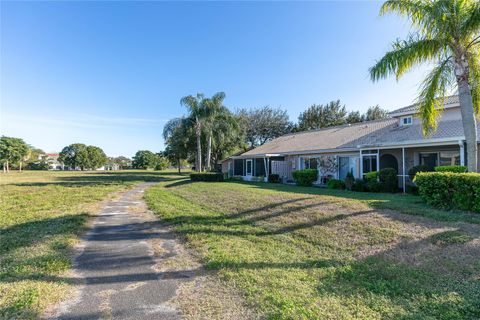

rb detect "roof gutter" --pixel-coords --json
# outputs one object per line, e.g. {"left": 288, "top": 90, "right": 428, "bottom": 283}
{"left": 357, "top": 136, "right": 465, "bottom": 149}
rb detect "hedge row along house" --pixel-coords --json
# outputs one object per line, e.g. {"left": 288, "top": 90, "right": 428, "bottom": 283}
{"left": 222, "top": 96, "right": 480, "bottom": 192}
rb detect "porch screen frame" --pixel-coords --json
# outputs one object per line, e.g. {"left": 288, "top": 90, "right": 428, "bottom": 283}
{"left": 360, "top": 149, "right": 379, "bottom": 177}
{"left": 246, "top": 159, "right": 253, "bottom": 176}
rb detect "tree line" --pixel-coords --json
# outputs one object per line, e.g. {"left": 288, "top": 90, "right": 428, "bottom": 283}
{"left": 164, "top": 93, "right": 390, "bottom": 172}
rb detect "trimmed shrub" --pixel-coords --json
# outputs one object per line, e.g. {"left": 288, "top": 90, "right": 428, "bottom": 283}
{"left": 378, "top": 168, "right": 398, "bottom": 193}
{"left": 366, "top": 179, "right": 382, "bottom": 192}
{"left": 434, "top": 165, "right": 467, "bottom": 173}
{"left": 292, "top": 169, "right": 318, "bottom": 187}
{"left": 408, "top": 165, "right": 431, "bottom": 179}
{"left": 345, "top": 171, "right": 355, "bottom": 190}
{"left": 190, "top": 172, "right": 224, "bottom": 182}
{"left": 327, "top": 179, "right": 345, "bottom": 190}
{"left": 364, "top": 171, "right": 378, "bottom": 182}
{"left": 414, "top": 172, "right": 480, "bottom": 212}
{"left": 268, "top": 174, "right": 280, "bottom": 183}
{"left": 352, "top": 179, "right": 368, "bottom": 192}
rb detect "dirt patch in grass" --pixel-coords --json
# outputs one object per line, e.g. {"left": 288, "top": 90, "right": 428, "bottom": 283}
{"left": 149, "top": 222, "right": 257, "bottom": 320}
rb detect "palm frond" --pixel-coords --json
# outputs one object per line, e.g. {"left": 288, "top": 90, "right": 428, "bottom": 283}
{"left": 468, "top": 48, "right": 480, "bottom": 114}
{"left": 370, "top": 35, "right": 444, "bottom": 81}
{"left": 417, "top": 58, "right": 455, "bottom": 135}
{"left": 461, "top": 0, "right": 480, "bottom": 36}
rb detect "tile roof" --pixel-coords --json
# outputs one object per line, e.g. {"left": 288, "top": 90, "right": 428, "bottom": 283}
{"left": 241, "top": 117, "right": 479, "bottom": 157}
{"left": 389, "top": 95, "right": 459, "bottom": 115}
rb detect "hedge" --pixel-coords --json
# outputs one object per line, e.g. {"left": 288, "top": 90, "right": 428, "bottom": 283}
{"left": 327, "top": 179, "right": 345, "bottom": 189}
{"left": 408, "top": 165, "right": 431, "bottom": 179}
{"left": 268, "top": 174, "right": 280, "bottom": 183}
{"left": 292, "top": 169, "right": 318, "bottom": 186}
{"left": 190, "top": 172, "right": 224, "bottom": 182}
{"left": 414, "top": 172, "right": 480, "bottom": 212}
{"left": 434, "top": 165, "right": 467, "bottom": 173}
{"left": 378, "top": 168, "right": 398, "bottom": 193}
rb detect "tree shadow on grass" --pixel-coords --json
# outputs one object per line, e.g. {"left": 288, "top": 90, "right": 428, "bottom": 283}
{"left": 232, "top": 181, "right": 480, "bottom": 225}
{"left": 0, "top": 213, "right": 90, "bottom": 256}
{"left": 9, "top": 172, "right": 186, "bottom": 187}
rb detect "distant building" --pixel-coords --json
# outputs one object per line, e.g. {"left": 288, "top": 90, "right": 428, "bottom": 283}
{"left": 45, "top": 153, "right": 64, "bottom": 170}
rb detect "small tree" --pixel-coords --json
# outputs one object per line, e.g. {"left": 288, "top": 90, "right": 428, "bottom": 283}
{"left": 132, "top": 150, "right": 156, "bottom": 169}
{"left": 0, "top": 136, "right": 31, "bottom": 172}
{"left": 364, "top": 105, "right": 389, "bottom": 121}
{"left": 59, "top": 143, "right": 89, "bottom": 170}
{"left": 237, "top": 106, "right": 293, "bottom": 148}
{"left": 298, "top": 100, "right": 348, "bottom": 131}
{"left": 86, "top": 146, "right": 108, "bottom": 170}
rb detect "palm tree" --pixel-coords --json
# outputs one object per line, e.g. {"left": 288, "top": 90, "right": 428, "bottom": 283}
{"left": 180, "top": 93, "right": 208, "bottom": 171}
{"left": 370, "top": 0, "right": 479, "bottom": 172}
{"left": 204, "top": 92, "right": 226, "bottom": 171}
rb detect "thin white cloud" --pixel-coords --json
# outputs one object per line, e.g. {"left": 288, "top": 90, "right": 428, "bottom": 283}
{"left": 2, "top": 112, "right": 168, "bottom": 131}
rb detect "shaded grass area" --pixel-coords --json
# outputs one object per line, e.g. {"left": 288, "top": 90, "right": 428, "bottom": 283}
{"left": 0, "top": 170, "right": 184, "bottom": 320}
{"left": 145, "top": 178, "right": 480, "bottom": 319}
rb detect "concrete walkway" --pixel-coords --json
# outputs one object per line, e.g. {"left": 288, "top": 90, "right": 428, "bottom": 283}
{"left": 49, "top": 183, "right": 184, "bottom": 320}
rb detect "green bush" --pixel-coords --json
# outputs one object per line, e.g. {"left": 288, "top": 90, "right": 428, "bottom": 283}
{"left": 292, "top": 169, "right": 318, "bottom": 186}
{"left": 268, "top": 174, "right": 280, "bottom": 183}
{"left": 364, "top": 171, "right": 378, "bottom": 182}
{"left": 190, "top": 172, "right": 224, "bottom": 182}
{"left": 344, "top": 171, "right": 355, "bottom": 190}
{"left": 378, "top": 168, "right": 398, "bottom": 193}
{"left": 366, "top": 179, "right": 382, "bottom": 192}
{"left": 414, "top": 172, "right": 480, "bottom": 212}
{"left": 408, "top": 165, "right": 431, "bottom": 179}
{"left": 434, "top": 165, "right": 467, "bottom": 173}
{"left": 327, "top": 179, "right": 345, "bottom": 190}
{"left": 352, "top": 179, "right": 368, "bottom": 192}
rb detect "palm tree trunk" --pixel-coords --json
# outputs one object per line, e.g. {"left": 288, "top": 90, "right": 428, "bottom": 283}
{"left": 6, "top": 161, "right": 9, "bottom": 173}
{"left": 206, "top": 134, "right": 212, "bottom": 171}
{"left": 196, "top": 120, "right": 202, "bottom": 172}
{"left": 456, "top": 60, "right": 478, "bottom": 172}
{"left": 19, "top": 161, "right": 22, "bottom": 172}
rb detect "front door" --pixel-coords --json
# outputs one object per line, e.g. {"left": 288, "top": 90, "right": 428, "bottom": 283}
{"left": 246, "top": 159, "right": 253, "bottom": 176}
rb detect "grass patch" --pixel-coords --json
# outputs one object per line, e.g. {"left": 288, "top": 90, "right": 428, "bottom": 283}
{"left": 0, "top": 170, "right": 184, "bottom": 319}
{"left": 146, "top": 178, "right": 480, "bottom": 319}
{"left": 430, "top": 230, "right": 473, "bottom": 246}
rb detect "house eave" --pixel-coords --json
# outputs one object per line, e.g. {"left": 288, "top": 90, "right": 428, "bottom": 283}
{"left": 388, "top": 102, "right": 459, "bottom": 117}
{"left": 358, "top": 137, "right": 465, "bottom": 149}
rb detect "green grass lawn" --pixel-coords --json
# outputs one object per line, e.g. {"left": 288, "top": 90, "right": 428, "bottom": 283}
{"left": 0, "top": 170, "right": 184, "bottom": 320}
{"left": 145, "top": 178, "right": 480, "bottom": 320}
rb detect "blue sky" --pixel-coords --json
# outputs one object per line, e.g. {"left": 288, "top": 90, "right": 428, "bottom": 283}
{"left": 1, "top": 1, "right": 429, "bottom": 157}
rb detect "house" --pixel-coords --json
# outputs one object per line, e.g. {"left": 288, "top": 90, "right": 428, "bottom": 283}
{"left": 223, "top": 96, "right": 480, "bottom": 191}
{"left": 45, "top": 153, "right": 64, "bottom": 170}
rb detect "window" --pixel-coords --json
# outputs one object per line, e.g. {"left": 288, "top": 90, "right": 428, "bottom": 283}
{"left": 301, "top": 157, "right": 318, "bottom": 169}
{"left": 439, "top": 151, "right": 460, "bottom": 166}
{"left": 246, "top": 159, "right": 253, "bottom": 176}
{"left": 362, "top": 155, "right": 377, "bottom": 174}
{"left": 419, "top": 153, "right": 438, "bottom": 170}
{"left": 339, "top": 156, "right": 358, "bottom": 180}
{"left": 401, "top": 116, "right": 413, "bottom": 125}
